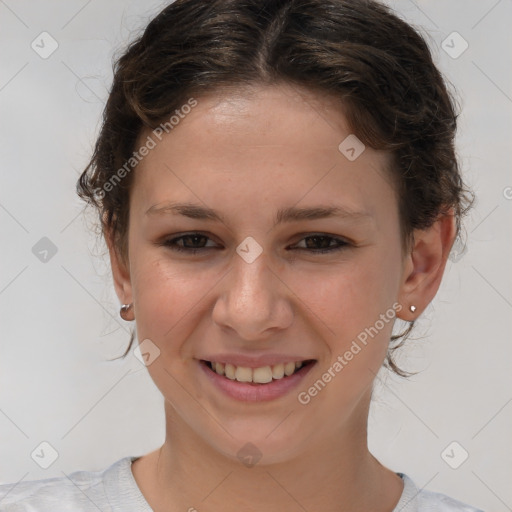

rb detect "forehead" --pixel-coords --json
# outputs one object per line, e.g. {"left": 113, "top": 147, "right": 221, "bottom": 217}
{"left": 131, "top": 84, "right": 395, "bottom": 220}
{"left": 167, "top": 84, "right": 353, "bottom": 147}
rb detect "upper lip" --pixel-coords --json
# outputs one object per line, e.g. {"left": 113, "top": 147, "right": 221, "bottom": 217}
{"left": 199, "top": 354, "right": 316, "bottom": 368}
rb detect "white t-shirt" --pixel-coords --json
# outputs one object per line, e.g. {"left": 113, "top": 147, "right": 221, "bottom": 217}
{"left": 0, "top": 456, "right": 484, "bottom": 511}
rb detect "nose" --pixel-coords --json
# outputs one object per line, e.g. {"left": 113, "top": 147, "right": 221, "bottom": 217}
{"left": 211, "top": 247, "right": 294, "bottom": 341}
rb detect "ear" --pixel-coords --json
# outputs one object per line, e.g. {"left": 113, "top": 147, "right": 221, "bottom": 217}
{"left": 105, "top": 228, "right": 133, "bottom": 310}
{"left": 396, "top": 208, "right": 457, "bottom": 321}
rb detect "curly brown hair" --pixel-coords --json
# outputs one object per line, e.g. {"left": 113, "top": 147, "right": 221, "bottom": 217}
{"left": 76, "top": 0, "right": 475, "bottom": 376}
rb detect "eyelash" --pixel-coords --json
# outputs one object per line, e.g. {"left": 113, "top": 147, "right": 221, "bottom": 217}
{"left": 161, "top": 232, "right": 349, "bottom": 255}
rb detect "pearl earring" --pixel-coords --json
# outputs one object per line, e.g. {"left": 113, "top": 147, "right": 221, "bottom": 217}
{"left": 409, "top": 305, "right": 416, "bottom": 312}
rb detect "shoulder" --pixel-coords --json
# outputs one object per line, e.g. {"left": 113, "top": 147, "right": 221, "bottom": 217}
{"left": 417, "top": 488, "right": 485, "bottom": 512}
{"left": 397, "top": 474, "right": 485, "bottom": 512}
{"left": 0, "top": 456, "right": 134, "bottom": 512}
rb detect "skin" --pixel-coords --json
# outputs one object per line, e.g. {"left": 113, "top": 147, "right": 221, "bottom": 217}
{"left": 107, "top": 83, "right": 456, "bottom": 512}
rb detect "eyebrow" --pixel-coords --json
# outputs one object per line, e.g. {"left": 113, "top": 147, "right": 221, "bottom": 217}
{"left": 145, "top": 201, "right": 373, "bottom": 226}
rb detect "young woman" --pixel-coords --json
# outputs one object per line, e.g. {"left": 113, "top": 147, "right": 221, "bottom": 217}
{"left": 0, "top": 0, "right": 482, "bottom": 510}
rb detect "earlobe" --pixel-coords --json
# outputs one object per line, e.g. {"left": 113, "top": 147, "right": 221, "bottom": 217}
{"left": 396, "top": 210, "right": 457, "bottom": 321}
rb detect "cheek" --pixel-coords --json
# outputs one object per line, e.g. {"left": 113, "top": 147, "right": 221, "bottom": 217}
{"left": 287, "top": 258, "right": 393, "bottom": 338}
{"left": 295, "top": 263, "right": 396, "bottom": 412}
{"left": 290, "top": 253, "right": 399, "bottom": 372}
{"left": 131, "top": 257, "right": 213, "bottom": 348}
{"left": 130, "top": 259, "right": 213, "bottom": 403}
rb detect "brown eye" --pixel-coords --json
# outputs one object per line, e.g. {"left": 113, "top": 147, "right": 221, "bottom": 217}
{"left": 162, "top": 233, "right": 219, "bottom": 254}
{"left": 291, "top": 234, "right": 349, "bottom": 254}
{"left": 161, "top": 232, "right": 349, "bottom": 255}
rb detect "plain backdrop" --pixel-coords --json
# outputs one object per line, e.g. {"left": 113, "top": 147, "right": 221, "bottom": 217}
{"left": 0, "top": 1, "right": 511, "bottom": 510}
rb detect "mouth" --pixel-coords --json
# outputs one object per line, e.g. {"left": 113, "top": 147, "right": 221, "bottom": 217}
{"left": 200, "top": 359, "right": 317, "bottom": 385}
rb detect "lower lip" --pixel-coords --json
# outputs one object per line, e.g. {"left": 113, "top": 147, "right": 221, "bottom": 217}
{"left": 198, "top": 360, "right": 316, "bottom": 402}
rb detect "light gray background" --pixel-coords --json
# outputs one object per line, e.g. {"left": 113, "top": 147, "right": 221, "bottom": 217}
{"left": 0, "top": 1, "right": 510, "bottom": 510}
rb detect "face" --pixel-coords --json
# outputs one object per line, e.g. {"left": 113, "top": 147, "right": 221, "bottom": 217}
{"left": 111, "top": 84, "right": 413, "bottom": 463}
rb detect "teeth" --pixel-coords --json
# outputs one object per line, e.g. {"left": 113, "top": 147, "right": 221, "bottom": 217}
{"left": 235, "top": 366, "right": 252, "bottom": 382}
{"left": 208, "top": 360, "right": 309, "bottom": 383}
{"left": 253, "top": 366, "right": 273, "bottom": 384}
{"left": 224, "top": 363, "right": 236, "bottom": 380}
{"left": 284, "top": 361, "right": 296, "bottom": 376}
{"left": 272, "top": 363, "right": 285, "bottom": 379}
{"left": 214, "top": 362, "right": 225, "bottom": 376}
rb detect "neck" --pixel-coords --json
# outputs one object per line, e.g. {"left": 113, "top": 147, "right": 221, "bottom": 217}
{"left": 132, "top": 398, "right": 403, "bottom": 512}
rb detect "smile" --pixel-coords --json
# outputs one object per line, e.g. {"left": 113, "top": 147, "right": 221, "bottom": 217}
{"left": 198, "top": 359, "right": 317, "bottom": 402}
{"left": 202, "top": 359, "right": 316, "bottom": 384}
